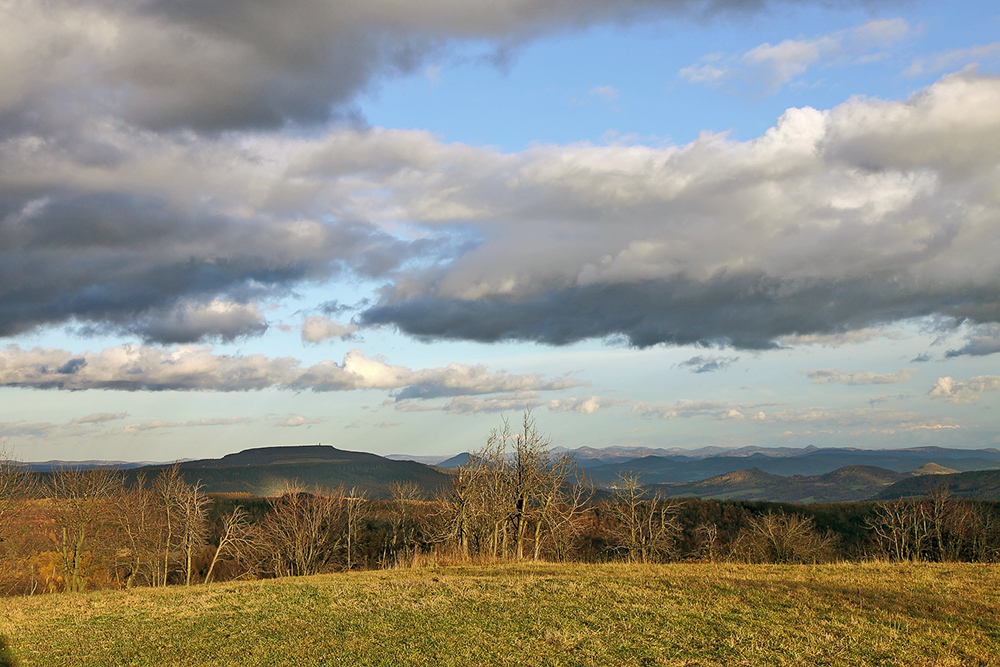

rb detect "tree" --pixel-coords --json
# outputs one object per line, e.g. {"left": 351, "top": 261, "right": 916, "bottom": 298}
{"left": 178, "top": 480, "right": 211, "bottom": 586}
{"left": 605, "top": 473, "right": 680, "bottom": 563}
{"left": 205, "top": 506, "right": 253, "bottom": 585}
{"left": 48, "top": 466, "right": 122, "bottom": 592}
{"left": 731, "top": 512, "right": 835, "bottom": 564}
{"left": 255, "top": 484, "right": 345, "bottom": 577}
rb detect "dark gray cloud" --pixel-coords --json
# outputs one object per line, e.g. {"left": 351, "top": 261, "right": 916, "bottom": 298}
{"left": 363, "top": 272, "right": 988, "bottom": 349}
{"left": 945, "top": 324, "right": 1000, "bottom": 358}
{"left": 0, "top": 190, "right": 425, "bottom": 341}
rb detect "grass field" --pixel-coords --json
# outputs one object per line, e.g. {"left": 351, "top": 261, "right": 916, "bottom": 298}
{"left": 1, "top": 562, "right": 998, "bottom": 666}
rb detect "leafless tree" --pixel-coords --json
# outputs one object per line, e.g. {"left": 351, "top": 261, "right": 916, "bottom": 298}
{"left": 152, "top": 463, "right": 186, "bottom": 586}
{"left": 113, "top": 473, "right": 160, "bottom": 588}
{"left": 695, "top": 522, "right": 720, "bottom": 562}
{"left": 178, "top": 480, "right": 211, "bottom": 586}
{"left": 605, "top": 472, "right": 681, "bottom": 563}
{"left": 255, "top": 483, "right": 345, "bottom": 577}
{"left": 386, "top": 481, "right": 423, "bottom": 564}
{"left": 48, "top": 466, "right": 123, "bottom": 592}
{"left": 344, "top": 487, "right": 368, "bottom": 570}
{"left": 205, "top": 506, "right": 254, "bottom": 584}
{"left": 730, "top": 512, "right": 835, "bottom": 564}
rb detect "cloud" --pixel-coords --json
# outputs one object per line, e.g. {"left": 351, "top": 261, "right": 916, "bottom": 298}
{"left": 803, "top": 368, "right": 916, "bottom": 385}
{"left": 777, "top": 329, "right": 888, "bottom": 347}
{"left": 680, "top": 18, "right": 913, "bottom": 94}
{"left": 0, "top": 344, "right": 582, "bottom": 396}
{"left": 1, "top": 0, "right": 853, "bottom": 136}
{"left": 544, "top": 396, "right": 626, "bottom": 414}
{"left": 678, "top": 355, "right": 739, "bottom": 373}
{"left": 911, "top": 352, "right": 932, "bottom": 363}
{"left": 301, "top": 317, "right": 359, "bottom": 343}
{"left": 589, "top": 86, "right": 620, "bottom": 101}
{"left": 360, "top": 71, "right": 1000, "bottom": 348}
{"left": 121, "top": 416, "right": 253, "bottom": 435}
{"left": 276, "top": 414, "right": 323, "bottom": 427}
{"left": 753, "top": 407, "right": 960, "bottom": 432}
{"left": 929, "top": 376, "right": 1000, "bottom": 404}
{"left": 945, "top": 323, "right": 1000, "bottom": 358}
{"left": 70, "top": 412, "right": 128, "bottom": 424}
{"left": 905, "top": 43, "right": 1000, "bottom": 77}
{"left": 3, "top": 34, "right": 999, "bottom": 354}
{"left": 629, "top": 399, "right": 763, "bottom": 420}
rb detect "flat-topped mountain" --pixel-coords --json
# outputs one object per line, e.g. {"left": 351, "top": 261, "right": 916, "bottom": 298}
{"left": 128, "top": 445, "right": 452, "bottom": 499}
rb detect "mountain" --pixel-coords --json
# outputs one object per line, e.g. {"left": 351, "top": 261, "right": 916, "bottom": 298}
{"left": 910, "top": 462, "right": 959, "bottom": 476}
{"left": 586, "top": 447, "right": 1000, "bottom": 486}
{"left": 127, "top": 445, "right": 453, "bottom": 499}
{"left": 877, "top": 469, "right": 1000, "bottom": 501}
{"left": 648, "top": 465, "right": 908, "bottom": 503}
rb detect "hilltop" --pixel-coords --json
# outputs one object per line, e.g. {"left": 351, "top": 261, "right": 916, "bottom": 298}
{"left": 1, "top": 563, "right": 997, "bottom": 667}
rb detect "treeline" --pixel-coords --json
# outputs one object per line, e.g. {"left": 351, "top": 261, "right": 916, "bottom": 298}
{"left": 2, "top": 416, "right": 1000, "bottom": 595}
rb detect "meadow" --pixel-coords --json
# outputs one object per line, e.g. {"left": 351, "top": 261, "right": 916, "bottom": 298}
{"left": 1, "top": 562, "right": 997, "bottom": 666}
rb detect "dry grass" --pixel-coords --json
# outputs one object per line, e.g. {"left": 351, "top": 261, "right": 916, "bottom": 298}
{"left": 0, "top": 562, "right": 998, "bottom": 666}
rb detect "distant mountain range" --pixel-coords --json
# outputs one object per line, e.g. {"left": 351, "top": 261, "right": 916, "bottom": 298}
{"left": 581, "top": 446, "right": 1000, "bottom": 486}
{"left": 21, "top": 444, "right": 1000, "bottom": 502}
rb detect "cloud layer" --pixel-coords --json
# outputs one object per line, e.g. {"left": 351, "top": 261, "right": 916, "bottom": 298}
{"left": 0, "top": 345, "right": 581, "bottom": 396}
{"left": 1, "top": 2, "right": 996, "bottom": 352}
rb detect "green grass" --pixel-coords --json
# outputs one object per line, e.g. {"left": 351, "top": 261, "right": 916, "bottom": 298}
{"left": 1, "top": 562, "right": 998, "bottom": 666}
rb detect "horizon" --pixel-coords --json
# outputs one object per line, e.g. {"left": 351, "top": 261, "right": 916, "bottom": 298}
{"left": 1, "top": 0, "right": 999, "bottom": 463}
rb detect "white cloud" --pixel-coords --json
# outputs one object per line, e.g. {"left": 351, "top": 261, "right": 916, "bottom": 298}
{"left": 301, "top": 317, "right": 358, "bottom": 343}
{"left": 544, "top": 396, "right": 626, "bottom": 414}
{"left": 778, "top": 329, "right": 888, "bottom": 347}
{"left": 0, "top": 344, "right": 582, "bottom": 397}
{"left": 589, "top": 85, "right": 619, "bottom": 101}
{"left": 276, "top": 414, "right": 323, "bottom": 427}
{"left": 122, "top": 416, "right": 252, "bottom": 435}
{"left": 905, "top": 43, "right": 1000, "bottom": 77}
{"left": 70, "top": 412, "right": 128, "bottom": 424}
{"left": 929, "top": 376, "right": 1000, "bottom": 404}
{"left": 681, "top": 18, "right": 913, "bottom": 94}
{"left": 804, "top": 368, "right": 916, "bottom": 385}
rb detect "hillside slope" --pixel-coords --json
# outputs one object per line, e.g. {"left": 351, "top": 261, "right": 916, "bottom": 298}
{"left": 877, "top": 469, "right": 1000, "bottom": 501}
{"left": 1, "top": 563, "right": 997, "bottom": 667}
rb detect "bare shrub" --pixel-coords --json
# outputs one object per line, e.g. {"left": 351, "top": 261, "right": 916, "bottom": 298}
{"left": 604, "top": 473, "right": 681, "bottom": 563}
{"left": 730, "top": 512, "right": 836, "bottom": 564}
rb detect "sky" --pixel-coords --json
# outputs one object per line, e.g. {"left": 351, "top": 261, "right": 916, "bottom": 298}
{"left": 1, "top": 0, "right": 999, "bottom": 463}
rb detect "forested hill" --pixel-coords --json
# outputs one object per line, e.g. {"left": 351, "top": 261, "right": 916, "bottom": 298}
{"left": 877, "top": 469, "right": 1000, "bottom": 501}
{"left": 125, "top": 445, "right": 452, "bottom": 499}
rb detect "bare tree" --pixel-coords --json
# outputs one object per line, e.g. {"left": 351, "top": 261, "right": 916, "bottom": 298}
{"left": 178, "top": 480, "right": 211, "bottom": 586}
{"left": 344, "top": 487, "right": 368, "bottom": 570}
{"left": 730, "top": 512, "right": 835, "bottom": 564}
{"left": 48, "top": 466, "right": 123, "bottom": 592}
{"left": 386, "top": 481, "right": 423, "bottom": 564}
{"left": 255, "top": 484, "right": 345, "bottom": 577}
{"left": 152, "top": 463, "right": 186, "bottom": 586}
{"left": 695, "top": 522, "right": 720, "bottom": 562}
{"left": 205, "top": 506, "right": 254, "bottom": 584}
{"left": 605, "top": 472, "right": 680, "bottom": 563}
{"left": 113, "top": 473, "right": 160, "bottom": 588}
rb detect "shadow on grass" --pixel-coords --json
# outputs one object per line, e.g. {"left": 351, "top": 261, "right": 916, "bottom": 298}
{"left": 0, "top": 636, "right": 16, "bottom": 667}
